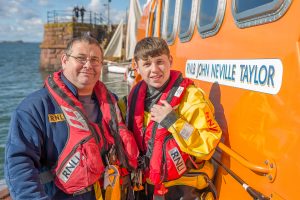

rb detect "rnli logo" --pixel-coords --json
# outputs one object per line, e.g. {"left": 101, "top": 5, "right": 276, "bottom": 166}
{"left": 205, "top": 112, "right": 220, "bottom": 132}
{"left": 61, "top": 106, "right": 89, "bottom": 131}
{"left": 59, "top": 152, "right": 81, "bottom": 183}
{"left": 168, "top": 147, "right": 186, "bottom": 175}
{"left": 48, "top": 113, "right": 65, "bottom": 123}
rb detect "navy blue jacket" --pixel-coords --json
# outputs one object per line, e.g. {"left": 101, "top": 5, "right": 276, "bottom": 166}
{"left": 5, "top": 75, "right": 97, "bottom": 199}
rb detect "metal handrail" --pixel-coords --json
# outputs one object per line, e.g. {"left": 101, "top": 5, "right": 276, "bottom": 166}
{"left": 218, "top": 142, "right": 274, "bottom": 175}
{"left": 47, "top": 10, "right": 105, "bottom": 25}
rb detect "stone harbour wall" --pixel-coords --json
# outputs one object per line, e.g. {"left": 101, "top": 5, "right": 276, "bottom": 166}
{"left": 40, "top": 22, "right": 115, "bottom": 71}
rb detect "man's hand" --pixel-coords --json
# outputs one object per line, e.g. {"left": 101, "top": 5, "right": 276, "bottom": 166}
{"left": 150, "top": 100, "right": 173, "bottom": 123}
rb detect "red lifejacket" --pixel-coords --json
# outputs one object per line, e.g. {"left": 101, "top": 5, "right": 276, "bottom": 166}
{"left": 127, "top": 70, "right": 194, "bottom": 185}
{"left": 45, "top": 71, "right": 137, "bottom": 194}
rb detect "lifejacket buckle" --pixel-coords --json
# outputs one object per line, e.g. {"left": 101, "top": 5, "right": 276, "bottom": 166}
{"left": 104, "top": 165, "right": 119, "bottom": 189}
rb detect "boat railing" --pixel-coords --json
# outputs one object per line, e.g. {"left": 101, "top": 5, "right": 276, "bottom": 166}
{"left": 217, "top": 142, "right": 276, "bottom": 182}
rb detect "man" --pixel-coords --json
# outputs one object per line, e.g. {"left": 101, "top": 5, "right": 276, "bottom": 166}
{"left": 80, "top": 6, "right": 86, "bottom": 23}
{"left": 73, "top": 5, "right": 79, "bottom": 22}
{"left": 126, "top": 37, "right": 222, "bottom": 200}
{"left": 5, "top": 35, "right": 138, "bottom": 199}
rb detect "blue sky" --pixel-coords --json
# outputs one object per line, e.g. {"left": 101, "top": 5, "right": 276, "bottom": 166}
{"left": 0, "top": 0, "right": 147, "bottom": 42}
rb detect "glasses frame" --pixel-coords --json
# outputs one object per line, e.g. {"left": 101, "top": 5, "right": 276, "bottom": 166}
{"left": 66, "top": 54, "right": 102, "bottom": 66}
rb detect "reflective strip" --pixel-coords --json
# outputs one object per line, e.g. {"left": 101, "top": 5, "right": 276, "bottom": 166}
{"left": 174, "top": 86, "right": 184, "bottom": 97}
{"left": 61, "top": 106, "right": 89, "bottom": 131}
{"left": 59, "top": 152, "right": 81, "bottom": 183}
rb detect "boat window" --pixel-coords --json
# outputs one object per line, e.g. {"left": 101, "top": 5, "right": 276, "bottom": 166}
{"left": 236, "top": 0, "right": 273, "bottom": 13}
{"left": 232, "top": 0, "right": 292, "bottom": 28}
{"left": 179, "top": 0, "right": 192, "bottom": 36}
{"left": 165, "top": 0, "right": 180, "bottom": 45}
{"left": 178, "top": 0, "right": 198, "bottom": 42}
{"left": 197, "top": 0, "right": 226, "bottom": 38}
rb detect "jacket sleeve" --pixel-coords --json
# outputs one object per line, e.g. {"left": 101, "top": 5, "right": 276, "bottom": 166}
{"left": 160, "top": 86, "right": 222, "bottom": 160}
{"left": 5, "top": 109, "right": 50, "bottom": 200}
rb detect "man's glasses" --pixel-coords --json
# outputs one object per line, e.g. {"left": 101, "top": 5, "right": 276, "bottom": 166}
{"left": 67, "top": 54, "right": 102, "bottom": 66}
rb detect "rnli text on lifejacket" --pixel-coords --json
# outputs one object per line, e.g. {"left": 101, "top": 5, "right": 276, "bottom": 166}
{"left": 168, "top": 147, "right": 187, "bottom": 175}
{"left": 59, "top": 152, "right": 81, "bottom": 183}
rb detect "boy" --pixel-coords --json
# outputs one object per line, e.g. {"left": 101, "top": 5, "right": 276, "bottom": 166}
{"left": 126, "top": 37, "right": 222, "bottom": 200}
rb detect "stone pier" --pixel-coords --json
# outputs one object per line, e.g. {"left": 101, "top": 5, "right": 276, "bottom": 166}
{"left": 39, "top": 22, "right": 115, "bottom": 71}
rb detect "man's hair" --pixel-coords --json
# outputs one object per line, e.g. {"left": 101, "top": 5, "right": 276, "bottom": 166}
{"left": 134, "top": 37, "right": 170, "bottom": 62}
{"left": 65, "top": 34, "right": 103, "bottom": 58}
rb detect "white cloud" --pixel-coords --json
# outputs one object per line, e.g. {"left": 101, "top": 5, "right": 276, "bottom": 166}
{"left": 88, "top": 0, "right": 101, "bottom": 13}
{"left": 23, "top": 18, "right": 43, "bottom": 26}
{"left": 0, "top": 25, "right": 15, "bottom": 32}
{"left": 0, "top": 0, "right": 44, "bottom": 41}
{"left": 0, "top": 17, "right": 43, "bottom": 41}
{"left": 109, "top": 8, "right": 126, "bottom": 24}
{"left": 38, "top": 0, "right": 49, "bottom": 6}
{"left": 0, "top": 0, "right": 21, "bottom": 17}
{"left": 16, "top": 26, "right": 25, "bottom": 32}
{"left": 0, "top": 21, "right": 43, "bottom": 42}
{"left": 0, "top": 0, "right": 134, "bottom": 42}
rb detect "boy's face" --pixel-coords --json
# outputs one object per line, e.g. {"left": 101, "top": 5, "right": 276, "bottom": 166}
{"left": 135, "top": 54, "right": 172, "bottom": 88}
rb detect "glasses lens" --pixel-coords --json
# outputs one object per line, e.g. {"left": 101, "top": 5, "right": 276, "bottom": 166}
{"left": 90, "top": 58, "right": 100, "bottom": 65}
{"left": 69, "top": 55, "right": 101, "bottom": 66}
{"left": 76, "top": 57, "right": 87, "bottom": 64}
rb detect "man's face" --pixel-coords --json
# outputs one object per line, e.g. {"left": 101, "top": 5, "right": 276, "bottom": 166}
{"left": 61, "top": 41, "right": 102, "bottom": 95}
{"left": 135, "top": 54, "right": 172, "bottom": 88}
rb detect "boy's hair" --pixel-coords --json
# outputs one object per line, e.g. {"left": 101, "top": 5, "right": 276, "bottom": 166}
{"left": 134, "top": 37, "right": 170, "bottom": 62}
{"left": 65, "top": 34, "right": 103, "bottom": 58}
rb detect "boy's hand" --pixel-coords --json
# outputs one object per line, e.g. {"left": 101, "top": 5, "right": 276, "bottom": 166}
{"left": 150, "top": 100, "right": 173, "bottom": 123}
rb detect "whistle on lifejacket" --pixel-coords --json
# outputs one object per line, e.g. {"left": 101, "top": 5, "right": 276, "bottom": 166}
{"left": 154, "top": 184, "right": 168, "bottom": 196}
{"left": 132, "top": 169, "right": 144, "bottom": 191}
